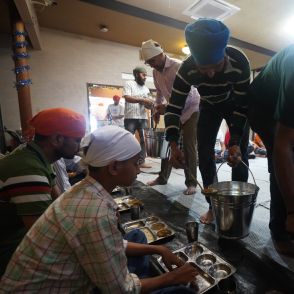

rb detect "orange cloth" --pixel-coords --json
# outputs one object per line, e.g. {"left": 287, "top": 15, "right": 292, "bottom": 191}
{"left": 254, "top": 134, "right": 264, "bottom": 148}
{"left": 113, "top": 95, "right": 120, "bottom": 102}
{"left": 30, "top": 108, "right": 86, "bottom": 138}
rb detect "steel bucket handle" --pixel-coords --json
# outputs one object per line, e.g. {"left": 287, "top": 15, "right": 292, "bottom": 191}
{"left": 216, "top": 160, "right": 257, "bottom": 187}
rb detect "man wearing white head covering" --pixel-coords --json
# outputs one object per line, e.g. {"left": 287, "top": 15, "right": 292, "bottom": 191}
{"left": 140, "top": 39, "right": 200, "bottom": 195}
{"left": 1, "top": 126, "right": 197, "bottom": 293}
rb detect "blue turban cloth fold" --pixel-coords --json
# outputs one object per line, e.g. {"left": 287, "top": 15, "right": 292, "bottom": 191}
{"left": 185, "top": 18, "right": 230, "bottom": 65}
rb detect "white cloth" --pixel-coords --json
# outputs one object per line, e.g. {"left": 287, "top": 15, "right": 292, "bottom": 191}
{"left": 53, "top": 158, "right": 71, "bottom": 193}
{"left": 215, "top": 130, "right": 224, "bottom": 151}
{"left": 107, "top": 104, "right": 124, "bottom": 126}
{"left": 139, "top": 39, "right": 163, "bottom": 61}
{"left": 81, "top": 125, "right": 141, "bottom": 167}
{"left": 123, "top": 80, "right": 150, "bottom": 119}
{"left": 153, "top": 56, "right": 200, "bottom": 124}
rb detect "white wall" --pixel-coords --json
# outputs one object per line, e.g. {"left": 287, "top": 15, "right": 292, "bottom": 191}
{"left": 0, "top": 28, "right": 154, "bottom": 130}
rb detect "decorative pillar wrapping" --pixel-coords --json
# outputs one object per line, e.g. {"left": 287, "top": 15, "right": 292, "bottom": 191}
{"left": 13, "top": 21, "right": 33, "bottom": 140}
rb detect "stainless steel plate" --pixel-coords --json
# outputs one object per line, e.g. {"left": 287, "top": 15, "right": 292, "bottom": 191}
{"left": 208, "top": 263, "right": 231, "bottom": 279}
{"left": 154, "top": 242, "right": 236, "bottom": 294}
{"left": 196, "top": 254, "right": 217, "bottom": 267}
{"left": 123, "top": 220, "right": 145, "bottom": 231}
{"left": 114, "top": 196, "right": 143, "bottom": 212}
{"left": 184, "top": 244, "right": 204, "bottom": 258}
{"left": 122, "top": 216, "right": 175, "bottom": 244}
{"left": 140, "top": 227, "right": 156, "bottom": 243}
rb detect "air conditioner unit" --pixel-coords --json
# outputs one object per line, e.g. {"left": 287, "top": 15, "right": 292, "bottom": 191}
{"left": 182, "top": 0, "right": 240, "bottom": 21}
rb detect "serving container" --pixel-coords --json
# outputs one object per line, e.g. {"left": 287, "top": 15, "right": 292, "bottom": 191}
{"left": 114, "top": 196, "right": 143, "bottom": 212}
{"left": 122, "top": 216, "right": 175, "bottom": 244}
{"left": 155, "top": 242, "right": 236, "bottom": 293}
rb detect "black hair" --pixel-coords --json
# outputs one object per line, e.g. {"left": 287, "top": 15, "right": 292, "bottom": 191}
{"left": 34, "top": 133, "right": 49, "bottom": 142}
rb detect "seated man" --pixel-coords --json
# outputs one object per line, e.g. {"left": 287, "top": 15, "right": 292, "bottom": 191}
{"left": 253, "top": 133, "right": 267, "bottom": 156}
{"left": 0, "top": 126, "right": 197, "bottom": 293}
{"left": 0, "top": 108, "right": 86, "bottom": 276}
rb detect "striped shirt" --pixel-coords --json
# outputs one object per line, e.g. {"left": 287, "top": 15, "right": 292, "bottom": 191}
{"left": 53, "top": 158, "right": 71, "bottom": 193}
{"left": 0, "top": 176, "right": 141, "bottom": 293}
{"left": 0, "top": 142, "right": 55, "bottom": 215}
{"left": 165, "top": 46, "right": 250, "bottom": 144}
{"left": 123, "top": 80, "right": 150, "bottom": 119}
{"left": 0, "top": 142, "right": 55, "bottom": 275}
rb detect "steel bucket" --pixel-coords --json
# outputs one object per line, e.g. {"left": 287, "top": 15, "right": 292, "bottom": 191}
{"left": 144, "top": 128, "right": 169, "bottom": 158}
{"left": 209, "top": 161, "right": 259, "bottom": 239}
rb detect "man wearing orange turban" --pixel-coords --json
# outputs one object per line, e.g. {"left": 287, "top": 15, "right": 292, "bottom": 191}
{"left": 105, "top": 95, "right": 125, "bottom": 127}
{"left": 0, "top": 107, "right": 86, "bottom": 276}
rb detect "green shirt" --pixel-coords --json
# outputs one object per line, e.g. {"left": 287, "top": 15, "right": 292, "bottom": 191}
{"left": 0, "top": 142, "right": 55, "bottom": 274}
{"left": 250, "top": 44, "right": 294, "bottom": 128}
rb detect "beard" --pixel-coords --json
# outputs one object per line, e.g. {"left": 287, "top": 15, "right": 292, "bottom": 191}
{"left": 55, "top": 149, "right": 75, "bottom": 160}
{"left": 135, "top": 77, "right": 145, "bottom": 86}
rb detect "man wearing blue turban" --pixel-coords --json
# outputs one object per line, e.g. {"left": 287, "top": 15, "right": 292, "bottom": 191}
{"left": 164, "top": 19, "right": 250, "bottom": 224}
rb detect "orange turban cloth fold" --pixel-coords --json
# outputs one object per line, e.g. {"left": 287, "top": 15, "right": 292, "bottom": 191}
{"left": 30, "top": 108, "right": 86, "bottom": 138}
{"left": 113, "top": 95, "right": 120, "bottom": 102}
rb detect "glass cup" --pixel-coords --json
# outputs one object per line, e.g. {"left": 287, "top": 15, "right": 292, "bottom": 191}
{"left": 130, "top": 204, "right": 141, "bottom": 220}
{"left": 185, "top": 220, "right": 199, "bottom": 243}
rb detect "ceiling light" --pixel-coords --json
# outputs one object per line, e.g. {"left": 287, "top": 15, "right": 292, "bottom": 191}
{"left": 281, "top": 16, "right": 294, "bottom": 39}
{"left": 99, "top": 25, "right": 109, "bottom": 33}
{"left": 182, "top": 45, "right": 190, "bottom": 55}
{"left": 182, "top": 0, "right": 240, "bottom": 21}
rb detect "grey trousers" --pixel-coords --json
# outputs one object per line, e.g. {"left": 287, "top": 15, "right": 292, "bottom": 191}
{"left": 158, "top": 112, "right": 198, "bottom": 187}
{"left": 124, "top": 119, "right": 148, "bottom": 163}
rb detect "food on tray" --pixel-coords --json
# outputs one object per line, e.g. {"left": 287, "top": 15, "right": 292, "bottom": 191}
{"left": 122, "top": 216, "right": 174, "bottom": 244}
{"left": 114, "top": 196, "right": 143, "bottom": 211}
{"left": 128, "top": 199, "right": 143, "bottom": 206}
{"left": 125, "top": 221, "right": 145, "bottom": 230}
{"left": 117, "top": 203, "right": 128, "bottom": 210}
{"left": 151, "top": 222, "right": 165, "bottom": 230}
{"left": 157, "top": 229, "right": 172, "bottom": 238}
{"left": 140, "top": 227, "right": 155, "bottom": 243}
{"left": 145, "top": 216, "right": 159, "bottom": 223}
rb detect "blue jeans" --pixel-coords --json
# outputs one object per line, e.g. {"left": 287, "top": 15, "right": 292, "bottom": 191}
{"left": 197, "top": 101, "right": 249, "bottom": 208}
{"left": 124, "top": 229, "right": 150, "bottom": 278}
{"left": 124, "top": 230, "right": 195, "bottom": 294}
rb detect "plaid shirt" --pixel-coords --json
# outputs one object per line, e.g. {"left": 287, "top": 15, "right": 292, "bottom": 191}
{"left": 123, "top": 80, "right": 150, "bottom": 119}
{"left": 0, "top": 176, "right": 141, "bottom": 293}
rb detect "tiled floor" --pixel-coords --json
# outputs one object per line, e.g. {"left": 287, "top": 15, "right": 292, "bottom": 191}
{"left": 137, "top": 156, "right": 294, "bottom": 272}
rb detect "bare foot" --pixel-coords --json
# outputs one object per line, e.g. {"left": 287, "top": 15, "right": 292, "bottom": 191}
{"left": 272, "top": 238, "right": 294, "bottom": 258}
{"left": 200, "top": 210, "right": 214, "bottom": 224}
{"left": 147, "top": 177, "right": 167, "bottom": 186}
{"left": 139, "top": 163, "right": 152, "bottom": 168}
{"left": 184, "top": 186, "right": 196, "bottom": 195}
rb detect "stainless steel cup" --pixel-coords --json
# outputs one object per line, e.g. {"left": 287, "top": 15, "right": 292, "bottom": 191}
{"left": 217, "top": 277, "right": 236, "bottom": 294}
{"left": 130, "top": 204, "right": 140, "bottom": 220}
{"left": 185, "top": 221, "right": 199, "bottom": 243}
